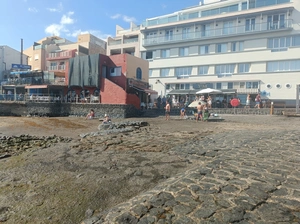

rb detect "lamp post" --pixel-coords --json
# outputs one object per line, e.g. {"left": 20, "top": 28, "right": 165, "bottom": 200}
{"left": 0, "top": 46, "right": 4, "bottom": 81}
{"left": 155, "top": 79, "right": 166, "bottom": 96}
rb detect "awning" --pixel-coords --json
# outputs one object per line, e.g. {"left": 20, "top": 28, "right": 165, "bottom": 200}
{"left": 132, "top": 86, "right": 158, "bottom": 94}
{"left": 167, "top": 89, "right": 198, "bottom": 95}
{"left": 25, "top": 85, "right": 48, "bottom": 89}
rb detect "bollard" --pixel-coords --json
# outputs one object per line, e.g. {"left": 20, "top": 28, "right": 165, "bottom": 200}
{"left": 270, "top": 101, "right": 274, "bottom": 115}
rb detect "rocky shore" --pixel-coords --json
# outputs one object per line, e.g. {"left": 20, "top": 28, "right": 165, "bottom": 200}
{"left": 0, "top": 115, "right": 299, "bottom": 224}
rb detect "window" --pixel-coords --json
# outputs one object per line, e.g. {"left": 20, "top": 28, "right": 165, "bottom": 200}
{"left": 161, "top": 49, "right": 170, "bottom": 58}
{"left": 34, "top": 54, "right": 39, "bottom": 60}
{"left": 182, "top": 27, "right": 191, "bottom": 39}
{"left": 286, "top": 83, "right": 291, "bottom": 89}
{"left": 166, "top": 84, "right": 170, "bottom": 90}
{"left": 180, "top": 84, "right": 185, "bottom": 89}
{"left": 228, "top": 82, "right": 233, "bottom": 89}
{"left": 245, "top": 18, "right": 255, "bottom": 31}
{"left": 223, "top": 21, "right": 234, "bottom": 35}
{"left": 216, "top": 83, "right": 222, "bottom": 89}
{"left": 240, "top": 82, "right": 245, "bottom": 88}
{"left": 215, "top": 64, "right": 235, "bottom": 76}
{"left": 142, "top": 51, "right": 155, "bottom": 60}
{"left": 267, "top": 60, "right": 300, "bottom": 72}
{"left": 216, "top": 43, "right": 228, "bottom": 53}
{"left": 238, "top": 63, "right": 250, "bottom": 73}
{"left": 267, "top": 35, "right": 300, "bottom": 50}
{"left": 185, "top": 83, "right": 190, "bottom": 90}
{"left": 175, "top": 67, "right": 192, "bottom": 78}
{"left": 165, "top": 29, "right": 173, "bottom": 41}
{"left": 199, "top": 45, "right": 209, "bottom": 54}
{"left": 179, "top": 47, "right": 189, "bottom": 56}
{"left": 239, "top": 42, "right": 244, "bottom": 51}
{"left": 267, "top": 14, "right": 285, "bottom": 30}
{"left": 276, "top": 83, "right": 282, "bottom": 89}
{"left": 110, "top": 67, "right": 122, "bottom": 76}
{"left": 175, "top": 84, "right": 180, "bottom": 89}
{"left": 160, "top": 68, "right": 170, "bottom": 77}
{"left": 201, "top": 24, "right": 211, "bottom": 37}
{"left": 246, "top": 82, "right": 258, "bottom": 89}
{"left": 146, "top": 32, "right": 157, "bottom": 43}
{"left": 146, "top": 51, "right": 154, "bottom": 59}
{"left": 266, "top": 84, "right": 272, "bottom": 89}
{"left": 136, "top": 67, "right": 142, "bottom": 80}
{"left": 198, "top": 66, "right": 209, "bottom": 75}
{"left": 149, "top": 69, "right": 153, "bottom": 77}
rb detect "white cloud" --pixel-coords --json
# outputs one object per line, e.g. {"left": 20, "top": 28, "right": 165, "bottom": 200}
{"left": 28, "top": 7, "right": 38, "bottom": 12}
{"left": 110, "top": 13, "right": 136, "bottom": 23}
{"left": 45, "top": 11, "right": 74, "bottom": 36}
{"left": 47, "top": 2, "right": 63, "bottom": 12}
{"left": 67, "top": 29, "right": 111, "bottom": 40}
{"left": 61, "top": 12, "right": 74, "bottom": 25}
{"left": 110, "top": 14, "right": 121, "bottom": 19}
{"left": 123, "top": 15, "right": 136, "bottom": 23}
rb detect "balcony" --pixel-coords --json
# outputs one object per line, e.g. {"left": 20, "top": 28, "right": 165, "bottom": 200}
{"left": 123, "top": 38, "right": 139, "bottom": 44}
{"left": 48, "top": 65, "right": 66, "bottom": 71}
{"left": 108, "top": 40, "right": 122, "bottom": 46}
{"left": 143, "top": 19, "right": 293, "bottom": 46}
{"left": 108, "top": 38, "right": 139, "bottom": 46}
{"left": 47, "top": 50, "right": 75, "bottom": 60}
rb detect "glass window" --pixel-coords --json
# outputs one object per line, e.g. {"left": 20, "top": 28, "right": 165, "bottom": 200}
{"left": 216, "top": 83, "right": 222, "bottom": 89}
{"left": 175, "top": 67, "right": 192, "bottom": 77}
{"left": 185, "top": 83, "right": 190, "bottom": 89}
{"left": 175, "top": 84, "right": 180, "bottom": 90}
{"left": 161, "top": 49, "right": 170, "bottom": 58}
{"left": 146, "top": 51, "right": 154, "bottom": 59}
{"left": 200, "top": 45, "right": 209, "bottom": 54}
{"left": 198, "top": 66, "right": 209, "bottom": 75}
{"left": 149, "top": 69, "right": 153, "bottom": 77}
{"left": 216, "top": 43, "right": 228, "bottom": 53}
{"left": 160, "top": 68, "right": 170, "bottom": 77}
{"left": 136, "top": 67, "right": 142, "bottom": 80}
{"left": 223, "top": 21, "right": 234, "bottom": 35}
{"left": 231, "top": 42, "right": 237, "bottom": 52}
{"left": 180, "top": 84, "right": 185, "bottom": 89}
{"left": 179, "top": 47, "right": 189, "bottom": 56}
{"left": 240, "top": 82, "right": 245, "bottom": 88}
{"left": 110, "top": 67, "right": 122, "bottom": 76}
{"left": 216, "top": 64, "right": 235, "bottom": 74}
{"left": 166, "top": 84, "right": 170, "bottom": 90}
{"left": 182, "top": 27, "right": 191, "bottom": 39}
{"left": 267, "top": 60, "right": 300, "bottom": 72}
{"left": 228, "top": 82, "right": 233, "bottom": 89}
{"left": 165, "top": 30, "right": 173, "bottom": 41}
{"left": 239, "top": 42, "right": 244, "bottom": 51}
{"left": 238, "top": 63, "right": 250, "bottom": 73}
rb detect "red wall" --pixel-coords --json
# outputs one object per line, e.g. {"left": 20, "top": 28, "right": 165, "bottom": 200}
{"left": 100, "top": 77, "right": 140, "bottom": 108}
{"left": 106, "top": 54, "right": 127, "bottom": 90}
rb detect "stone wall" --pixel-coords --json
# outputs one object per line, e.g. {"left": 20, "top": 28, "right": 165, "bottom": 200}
{"left": 0, "top": 102, "right": 139, "bottom": 118}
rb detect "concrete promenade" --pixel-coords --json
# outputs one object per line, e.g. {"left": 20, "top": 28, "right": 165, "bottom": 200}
{"left": 83, "top": 115, "right": 300, "bottom": 224}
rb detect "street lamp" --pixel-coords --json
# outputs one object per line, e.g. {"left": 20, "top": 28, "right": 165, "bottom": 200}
{"left": 0, "top": 46, "right": 4, "bottom": 81}
{"left": 155, "top": 79, "right": 166, "bottom": 96}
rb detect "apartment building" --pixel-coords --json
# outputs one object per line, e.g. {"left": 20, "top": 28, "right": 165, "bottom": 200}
{"left": 0, "top": 45, "right": 28, "bottom": 81}
{"left": 139, "top": 0, "right": 300, "bottom": 105}
{"left": 107, "top": 22, "right": 141, "bottom": 57}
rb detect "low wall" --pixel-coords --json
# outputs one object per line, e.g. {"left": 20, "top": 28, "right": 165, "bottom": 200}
{"left": 0, "top": 102, "right": 139, "bottom": 118}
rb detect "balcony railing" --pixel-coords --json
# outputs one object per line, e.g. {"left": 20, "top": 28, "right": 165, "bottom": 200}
{"left": 108, "top": 40, "right": 122, "bottom": 46}
{"left": 143, "top": 19, "right": 292, "bottom": 46}
{"left": 48, "top": 65, "right": 66, "bottom": 71}
{"left": 47, "top": 51, "right": 74, "bottom": 60}
{"left": 123, "top": 38, "right": 139, "bottom": 44}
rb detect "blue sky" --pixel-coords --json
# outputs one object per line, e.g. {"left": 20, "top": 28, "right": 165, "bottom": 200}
{"left": 1, "top": 0, "right": 200, "bottom": 51}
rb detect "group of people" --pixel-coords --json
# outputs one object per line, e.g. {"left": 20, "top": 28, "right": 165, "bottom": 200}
{"left": 85, "top": 109, "right": 111, "bottom": 123}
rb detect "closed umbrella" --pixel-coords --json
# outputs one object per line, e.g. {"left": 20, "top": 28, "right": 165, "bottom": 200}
{"left": 188, "top": 100, "right": 206, "bottom": 108}
{"left": 196, "top": 88, "right": 223, "bottom": 95}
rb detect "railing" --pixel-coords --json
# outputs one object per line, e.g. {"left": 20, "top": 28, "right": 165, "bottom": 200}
{"left": 108, "top": 40, "right": 122, "bottom": 46}
{"left": 123, "top": 38, "right": 139, "bottom": 43}
{"left": 143, "top": 19, "right": 292, "bottom": 46}
{"left": 1, "top": 78, "right": 44, "bottom": 86}
{"left": 47, "top": 51, "right": 73, "bottom": 59}
{"left": 48, "top": 65, "right": 66, "bottom": 71}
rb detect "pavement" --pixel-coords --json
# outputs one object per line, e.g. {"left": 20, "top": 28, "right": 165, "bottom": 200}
{"left": 82, "top": 115, "right": 300, "bottom": 224}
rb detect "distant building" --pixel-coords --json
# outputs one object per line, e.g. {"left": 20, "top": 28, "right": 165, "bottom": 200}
{"left": 0, "top": 45, "right": 28, "bottom": 81}
{"left": 107, "top": 22, "right": 141, "bottom": 58}
{"left": 138, "top": 0, "right": 300, "bottom": 105}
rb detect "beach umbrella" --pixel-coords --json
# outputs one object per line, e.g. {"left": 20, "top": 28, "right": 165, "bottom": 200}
{"left": 196, "top": 88, "right": 223, "bottom": 95}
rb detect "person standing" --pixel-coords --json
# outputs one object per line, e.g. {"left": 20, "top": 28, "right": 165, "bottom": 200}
{"left": 165, "top": 102, "right": 171, "bottom": 121}
{"left": 196, "top": 102, "right": 203, "bottom": 122}
{"left": 245, "top": 94, "right": 251, "bottom": 108}
{"left": 254, "top": 93, "right": 261, "bottom": 109}
{"left": 180, "top": 107, "right": 186, "bottom": 119}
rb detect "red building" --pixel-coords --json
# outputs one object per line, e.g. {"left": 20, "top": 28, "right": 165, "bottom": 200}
{"left": 67, "top": 53, "right": 157, "bottom": 109}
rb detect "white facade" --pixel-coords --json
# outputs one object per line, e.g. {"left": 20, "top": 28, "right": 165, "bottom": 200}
{"left": 0, "top": 45, "right": 28, "bottom": 81}
{"left": 140, "top": 0, "right": 300, "bottom": 105}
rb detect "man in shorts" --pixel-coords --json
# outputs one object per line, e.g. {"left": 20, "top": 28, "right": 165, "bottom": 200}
{"left": 165, "top": 102, "right": 171, "bottom": 121}
{"left": 196, "top": 102, "right": 203, "bottom": 122}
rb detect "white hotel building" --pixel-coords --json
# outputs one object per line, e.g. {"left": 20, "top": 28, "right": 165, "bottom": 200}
{"left": 139, "top": 0, "right": 300, "bottom": 105}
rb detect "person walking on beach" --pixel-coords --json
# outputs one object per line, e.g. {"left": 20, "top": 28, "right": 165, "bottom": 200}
{"left": 245, "top": 94, "right": 251, "bottom": 109}
{"left": 196, "top": 102, "right": 203, "bottom": 122}
{"left": 165, "top": 102, "right": 171, "bottom": 121}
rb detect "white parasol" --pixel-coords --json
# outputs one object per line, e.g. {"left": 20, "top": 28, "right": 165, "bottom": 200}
{"left": 196, "top": 88, "right": 223, "bottom": 95}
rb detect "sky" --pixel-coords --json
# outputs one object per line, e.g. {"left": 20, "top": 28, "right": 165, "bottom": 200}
{"left": 0, "top": 0, "right": 201, "bottom": 51}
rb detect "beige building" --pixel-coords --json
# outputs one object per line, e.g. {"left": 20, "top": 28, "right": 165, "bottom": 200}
{"left": 139, "top": 0, "right": 300, "bottom": 105}
{"left": 107, "top": 22, "right": 141, "bottom": 57}
{"left": 24, "top": 33, "right": 106, "bottom": 72}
